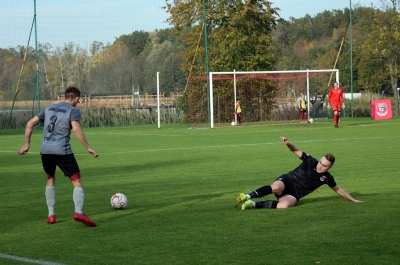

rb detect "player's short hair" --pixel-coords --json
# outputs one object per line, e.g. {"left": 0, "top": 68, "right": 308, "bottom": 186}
{"left": 64, "top": 86, "right": 80, "bottom": 100}
{"left": 324, "top": 154, "right": 335, "bottom": 166}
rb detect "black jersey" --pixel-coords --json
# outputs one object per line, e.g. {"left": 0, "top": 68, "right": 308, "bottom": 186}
{"left": 279, "top": 152, "right": 337, "bottom": 200}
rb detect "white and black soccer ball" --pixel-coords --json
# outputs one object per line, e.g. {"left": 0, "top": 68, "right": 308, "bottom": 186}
{"left": 309, "top": 118, "right": 314, "bottom": 123}
{"left": 110, "top": 193, "right": 128, "bottom": 210}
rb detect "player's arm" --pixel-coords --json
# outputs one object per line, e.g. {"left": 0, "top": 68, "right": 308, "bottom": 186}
{"left": 331, "top": 185, "right": 363, "bottom": 202}
{"left": 17, "top": 116, "right": 41, "bottom": 155}
{"left": 280, "top": 136, "right": 303, "bottom": 158}
{"left": 326, "top": 91, "right": 331, "bottom": 108}
{"left": 340, "top": 91, "right": 345, "bottom": 106}
{"left": 71, "top": 120, "right": 98, "bottom": 158}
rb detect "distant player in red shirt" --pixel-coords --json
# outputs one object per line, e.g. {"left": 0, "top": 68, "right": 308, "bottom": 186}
{"left": 328, "top": 82, "right": 345, "bottom": 128}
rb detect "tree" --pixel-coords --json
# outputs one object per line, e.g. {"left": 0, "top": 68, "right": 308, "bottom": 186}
{"left": 115, "top": 31, "right": 149, "bottom": 56}
{"left": 359, "top": 0, "right": 400, "bottom": 115}
{"left": 165, "top": 0, "right": 280, "bottom": 74}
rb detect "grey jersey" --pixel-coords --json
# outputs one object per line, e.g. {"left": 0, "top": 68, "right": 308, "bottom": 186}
{"left": 37, "top": 102, "right": 81, "bottom": 155}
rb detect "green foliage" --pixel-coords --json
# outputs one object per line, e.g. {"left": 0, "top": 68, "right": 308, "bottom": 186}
{"left": 1, "top": 118, "right": 400, "bottom": 264}
{"left": 115, "top": 30, "right": 149, "bottom": 56}
{"left": 78, "top": 106, "right": 181, "bottom": 127}
{"left": 166, "top": 0, "right": 280, "bottom": 74}
{"left": 359, "top": 6, "right": 400, "bottom": 115}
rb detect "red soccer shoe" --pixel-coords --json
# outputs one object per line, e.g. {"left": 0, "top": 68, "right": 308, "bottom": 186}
{"left": 47, "top": 214, "right": 56, "bottom": 224}
{"left": 73, "top": 212, "right": 97, "bottom": 227}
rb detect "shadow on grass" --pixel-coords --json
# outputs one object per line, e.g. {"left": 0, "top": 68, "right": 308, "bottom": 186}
{"left": 296, "top": 192, "right": 375, "bottom": 206}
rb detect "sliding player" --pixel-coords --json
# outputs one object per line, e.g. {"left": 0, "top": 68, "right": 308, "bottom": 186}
{"left": 236, "top": 136, "right": 362, "bottom": 210}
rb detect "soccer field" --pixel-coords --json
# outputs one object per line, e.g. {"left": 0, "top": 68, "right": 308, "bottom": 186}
{"left": 1, "top": 118, "right": 399, "bottom": 265}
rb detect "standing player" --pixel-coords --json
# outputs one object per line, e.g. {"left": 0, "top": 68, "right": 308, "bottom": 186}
{"left": 17, "top": 86, "right": 98, "bottom": 227}
{"left": 299, "top": 93, "right": 307, "bottom": 123}
{"left": 236, "top": 136, "right": 362, "bottom": 210}
{"left": 328, "top": 82, "right": 345, "bottom": 128}
{"left": 235, "top": 100, "right": 242, "bottom": 125}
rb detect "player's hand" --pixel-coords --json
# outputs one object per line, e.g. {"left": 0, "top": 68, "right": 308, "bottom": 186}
{"left": 327, "top": 104, "right": 331, "bottom": 109}
{"left": 280, "top": 136, "right": 288, "bottom": 144}
{"left": 17, "top": 144, "right": 30, "bottom": 155}
{"left": 88, "top": 147, "right": 98, "bottom": 158}
{"left": 342, "top": 103, "right": 345, "bottom": 109}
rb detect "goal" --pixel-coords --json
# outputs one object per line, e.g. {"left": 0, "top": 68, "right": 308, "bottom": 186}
{"left": 187, "top": 69, "right": 339, "bottom": 128}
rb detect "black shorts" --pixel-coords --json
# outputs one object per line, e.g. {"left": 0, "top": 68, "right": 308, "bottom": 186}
{"left": 41, "top": 154, "right": 80, "bottom": 177}
{"left": 275, "top": 174, "right": 300, "bottom": 201}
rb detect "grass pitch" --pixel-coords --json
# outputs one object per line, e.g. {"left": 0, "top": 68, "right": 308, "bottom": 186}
{"left": 1, "top": 117, "right": 399, "bottom": 265}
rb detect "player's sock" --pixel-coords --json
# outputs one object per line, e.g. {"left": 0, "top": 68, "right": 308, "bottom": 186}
{"left": 45, "top": 186, "right": 56, "bottom": 216}
{"left": 249, "top": 185, "right": 272, "bottom": 198}
{"left": 255, "top": 200, "right": 278, "bottom": 209}
{"left": 73, "top": 187, "right": 85, "bottom": 214}
{"left": 334, "top": 114, "right": 339, "bottom": 125}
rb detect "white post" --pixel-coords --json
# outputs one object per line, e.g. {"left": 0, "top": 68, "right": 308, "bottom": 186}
{"left": 132, "top": 84, "right": 135, "bottom": 106}
{"left": 234, "top": 69, "right": 237, "bottom": 124}
{"left": 210, "top": 72, "right": 214, "bottom": 128}
{"left": 306, "top": 69, "right": 310, "bottom": 121}
{"left": 157, "top": 72, "right": 160, "bottom": 129}
{"left": 336, "top": 70, "right": 340, "bottom": 86}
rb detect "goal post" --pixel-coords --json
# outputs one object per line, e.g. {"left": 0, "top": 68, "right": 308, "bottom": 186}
{"left": 209, "top": 69, "right": 339, "bottom": 128}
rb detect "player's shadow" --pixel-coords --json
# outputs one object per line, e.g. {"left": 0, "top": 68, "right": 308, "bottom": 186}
{"left": 295, "top": 192, "right": 374, "bottom": 206}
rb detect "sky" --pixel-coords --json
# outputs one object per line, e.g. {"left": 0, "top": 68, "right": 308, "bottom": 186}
{"left": 0, "top": 0, "right": 384, "bottom": 50}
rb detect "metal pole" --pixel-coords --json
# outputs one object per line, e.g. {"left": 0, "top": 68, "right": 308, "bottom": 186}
{"left": 157, "top": 72, "right": 160, "bottom": 128}
{"left": 350, "top": 0, "right": 354, "bottom": 118}
{"left": 34, "top": 0, "right": 41, "bottom": 129}
{"left": 210, "top": 72, "right": 214, "bottom": 128}
{"left": 306, "top": 69, "right": 310, "bottom": 121}
{"left": 202, "top": 0, "right": 210, "bottom": 123}
{"left": 234, "top": 69, "right": 237, "bottom": 124}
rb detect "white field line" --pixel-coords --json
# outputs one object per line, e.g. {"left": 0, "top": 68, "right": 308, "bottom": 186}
{"left": 1, "top": 135, "right": 392, "bottom": 155}
{"left": 0, "top": 253, "right": 66, "bottom": 265}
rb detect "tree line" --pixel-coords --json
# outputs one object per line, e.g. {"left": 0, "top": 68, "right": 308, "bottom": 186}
{"left": 0, "top": 0, "right": 399, "bottom": 114}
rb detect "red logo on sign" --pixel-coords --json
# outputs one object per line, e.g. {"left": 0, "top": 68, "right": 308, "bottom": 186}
{"left": 376, "top": 103, "right": 388, "bottom": 117}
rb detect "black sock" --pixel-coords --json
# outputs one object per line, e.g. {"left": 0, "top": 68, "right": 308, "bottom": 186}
{"left": 255, "top": 200, "right": 278, "bottom": 209}
{"left": 249, "top": 185, "right": 272, "bottom": 198}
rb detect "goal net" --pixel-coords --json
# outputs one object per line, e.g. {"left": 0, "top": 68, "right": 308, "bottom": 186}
{"left": 186, "top": 69, "right": 339, "bottom": 128}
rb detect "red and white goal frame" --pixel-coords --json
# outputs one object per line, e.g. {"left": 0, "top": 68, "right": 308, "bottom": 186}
{"left": 209, "top": 69, "right": 339, "bottom": 128}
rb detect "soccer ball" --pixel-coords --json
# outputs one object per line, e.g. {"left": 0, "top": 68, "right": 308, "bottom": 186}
{"left": 110, "top": 193, "right": 128, "bottom": 210}
{"left": 309, "top": 118, "right": 314, "bottom": 123}
{"left": 231, "top": 121, "right": 236, "bottom": 126}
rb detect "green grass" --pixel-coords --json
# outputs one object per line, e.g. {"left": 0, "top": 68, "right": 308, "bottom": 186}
{"left": 1, "top": 117, "right": 400, "bottom": 265}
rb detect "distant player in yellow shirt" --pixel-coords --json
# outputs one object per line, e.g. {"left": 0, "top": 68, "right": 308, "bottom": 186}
{"left": 235, "top": 100, "right": 242, "bottom": 125}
